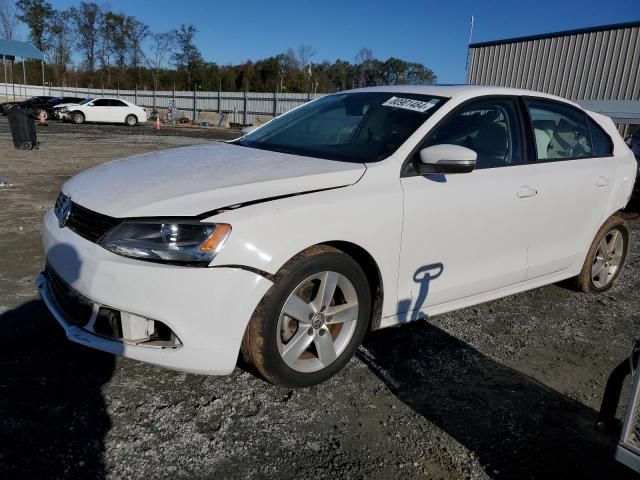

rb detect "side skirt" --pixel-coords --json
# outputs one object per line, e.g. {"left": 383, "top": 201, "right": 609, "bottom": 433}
{"left": 375, "top": 268, "right": 581, "bottom": 330}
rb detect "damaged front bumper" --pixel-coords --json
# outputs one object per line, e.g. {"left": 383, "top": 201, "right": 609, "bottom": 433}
{"left": 39, "top": 208, "right": 273, "bottom": 375}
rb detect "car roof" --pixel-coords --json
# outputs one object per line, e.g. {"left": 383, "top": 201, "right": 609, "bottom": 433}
{"left": 344, "top": 84, "right": 580, "bottom": 107}
{"left": 91, "top": 97, "right": 129, "bottom": 101}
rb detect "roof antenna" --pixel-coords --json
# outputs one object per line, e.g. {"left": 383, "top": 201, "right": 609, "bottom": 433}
{"left": 465, "top": 15, "right": 475, "bottom": 81}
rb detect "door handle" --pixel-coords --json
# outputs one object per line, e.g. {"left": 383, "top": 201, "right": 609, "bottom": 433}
{"left": 596, "top": 176, "right": 610, "bottom": 187}
{"left": 517, "top": 186, "right": 538, "bottom": 198}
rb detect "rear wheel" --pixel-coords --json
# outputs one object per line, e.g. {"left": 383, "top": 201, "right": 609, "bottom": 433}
{"left": 125, "top": 114, "right": 137, "bottom": 126}
{"left": 71, "top": 112, "right": 84, "bottom": 124}
{"left": 575, "top": 214, "right": 630, "bottom": 293}
{"left": 241, "top": 245, "right": 371, "bottom": 387}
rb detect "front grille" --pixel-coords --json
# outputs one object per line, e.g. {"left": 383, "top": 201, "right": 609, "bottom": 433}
{"left": 45, "top": 264, "right": 93, "bottom": 327}
{"left": 66, "top": 202, "right": 121, "bottom": 242}
{"left": 55, "top": 192, "right": 121, "bottom": 243}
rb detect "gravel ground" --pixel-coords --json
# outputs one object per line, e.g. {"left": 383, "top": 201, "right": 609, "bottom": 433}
{"left": 1, "top": 117, "right": 639, "bottom": 479}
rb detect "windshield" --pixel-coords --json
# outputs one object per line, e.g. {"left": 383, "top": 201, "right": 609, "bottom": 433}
{"left": 236, "top": 92, "right": 446, "bottom": 162}
{"left": 80, "top": 98, "right": 94, "bottom": 105}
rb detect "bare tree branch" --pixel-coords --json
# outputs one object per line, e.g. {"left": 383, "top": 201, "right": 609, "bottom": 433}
{"left": 0, "top": 0, "right": 18, "bottom": 40}
{"left": 146, "top": 31, "right": 177, "bottom": 91}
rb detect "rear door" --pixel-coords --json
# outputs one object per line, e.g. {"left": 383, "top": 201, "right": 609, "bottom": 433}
{"left": 108, "top": 99, "right": 130, "bottom": 123}
{"left": 522, "top": 98, "right": 616, "bottom": 279}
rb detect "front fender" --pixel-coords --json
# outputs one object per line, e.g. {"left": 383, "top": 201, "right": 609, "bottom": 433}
{"left": 208, "top": 172, "right": 403, "bottom": 318}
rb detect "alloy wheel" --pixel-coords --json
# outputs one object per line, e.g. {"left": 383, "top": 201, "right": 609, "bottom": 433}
{"left": 591, "top": 228, "right": 624, "bottom": 288}
{"left": 277, "top": 271, "right": 359, "bottom": 373}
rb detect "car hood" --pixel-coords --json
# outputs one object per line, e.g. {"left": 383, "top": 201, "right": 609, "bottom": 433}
{"left": 54, "top": 103, "right": 79, "bottom": 109}
{"left": 63, "top": 142, "right": 366, "bottom": 217}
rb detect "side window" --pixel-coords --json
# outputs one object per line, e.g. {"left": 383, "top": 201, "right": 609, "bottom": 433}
{"left": 111, "top": 100, "right": 127, "bottom": 107}
{"left": 93, "top": 99, "right": 109, "bottom": 107}
{"left": 587, "top": 117, "right": 613, "bottom": 156}
{"left": 526, "top": 99, "right": 592, "bottom": 161}
{"left": 422, "top": 97, "right": 522, "bottom": 169}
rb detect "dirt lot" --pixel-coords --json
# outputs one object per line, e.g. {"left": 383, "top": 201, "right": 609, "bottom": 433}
{"left": 1, "top": 117, "right": 639, "bottom": 479}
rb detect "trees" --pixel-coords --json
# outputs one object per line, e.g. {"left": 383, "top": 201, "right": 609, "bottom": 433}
{"left": 10, "top": 3, "right": 437, "bottom": 93}
{"left": 146, "top": 31, "right": 176, "bottom": 93}
{"left": 0, "top": 0, "right": 18, "bottom": 40}
{"left": 98, "top": 11, "right": 117, "bottom": 82}
{"left": 296, "top": 44, "right": 315, "bottom": 70}
{"left": 70, "top": 2, "right": 101, "bottom": 72}
{"left": 355, "top": 47, "right": 373, "bottom": 87}
{"left": 16, "top": 0, "right": 54, "bottom": 51}
{"left": 172, "top": 24, "right": 202, "bottom": 90}
{"left": 109, "top": 13, "right": 129, "bottom": 71}
{"left": 127, "top": 18, "right": 149, "bottom": 71}
{"left": 48, "top": 9, "right": 74, "bottom": 83}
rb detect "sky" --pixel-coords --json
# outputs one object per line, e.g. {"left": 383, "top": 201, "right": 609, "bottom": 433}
{"left": 13, "top": 0, "right": 640, "bottom": 83}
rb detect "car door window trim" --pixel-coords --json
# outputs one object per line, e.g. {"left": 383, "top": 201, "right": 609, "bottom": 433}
{"left": 522, "top": 95, "right": 614, "bottom": 163}
{"left": 401, "top": 95, "right": 525, "bottom": 177}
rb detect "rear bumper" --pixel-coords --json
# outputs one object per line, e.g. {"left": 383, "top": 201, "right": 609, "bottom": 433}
{"left": 40, "top": 209, "right": 273, "bottom": 375}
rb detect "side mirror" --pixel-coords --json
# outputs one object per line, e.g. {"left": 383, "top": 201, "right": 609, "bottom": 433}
{"left": 416, "top": 144, "right": 477, "bottom": 175}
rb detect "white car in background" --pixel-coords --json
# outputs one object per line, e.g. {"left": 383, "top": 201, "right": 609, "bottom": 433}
{"left": 39, "top": 85, "right": 637, "bottom": 387}
{"left": 62, "top": 97, "right": 147, "bottom": 126}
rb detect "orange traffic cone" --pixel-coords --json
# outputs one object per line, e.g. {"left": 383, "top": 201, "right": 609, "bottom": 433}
{"left": 155, "top": 117, "right": 160, "bottom": 130}
{"left": 38, "top": 110, "right": 48, "bottom": 126}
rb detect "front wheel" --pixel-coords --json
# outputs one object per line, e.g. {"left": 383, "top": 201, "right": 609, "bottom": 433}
{"left": 575, "top": 214, "right": 630, "bottom": 293}
{"left": 71, "top": 112, "right": 84, "bottom": 124}
{"left": 241, "top": 245, "right": 371, "bottom": 387}
{"left": 125, "top": 114, "right": 137, "bottom": 126}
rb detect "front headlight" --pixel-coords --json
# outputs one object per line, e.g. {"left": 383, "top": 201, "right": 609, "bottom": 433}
{"left": 100, "top": 221, "right": 232, "bottom": 266}
{"left": 60, "top": 107, "right": 69, "bottom": 113}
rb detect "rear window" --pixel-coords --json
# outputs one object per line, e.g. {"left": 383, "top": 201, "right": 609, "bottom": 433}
{"left": 587, "top": 117, "right": 613, "bottom": 156}
{"left": 526, "top": 99, "right": 592, "bottom": 161}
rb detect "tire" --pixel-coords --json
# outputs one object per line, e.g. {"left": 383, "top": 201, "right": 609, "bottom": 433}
{"left": 125, "top": 114, "right": 137, "bottom": 126}
{"left": 20, "top": 141, "right": 32, "bottom": 150}
{"left": 71, "top": 112, "right": 84, "bottom": 124}
{"left": 574, "top": 214, "right": 630, "bottom": 293}
{"left": 241, "top": 245, "right": 371, "bottom": 387}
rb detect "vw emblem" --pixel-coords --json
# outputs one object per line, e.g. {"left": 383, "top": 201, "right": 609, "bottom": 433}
{"left": 311, "top": 313, "right": 325, "bottom": 329}
{"left": 58, "top": 195, "right": 72, "bottom": 228}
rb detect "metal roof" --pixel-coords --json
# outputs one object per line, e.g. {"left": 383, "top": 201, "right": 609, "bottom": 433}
{"left": 470, "top": 20, "right": 640, "bottom": 48}
{"left": 0, "top": 39, "right": 44, "bottom": 60}
{"left": 467, "top": 22, "right": 640, "bottom": 103}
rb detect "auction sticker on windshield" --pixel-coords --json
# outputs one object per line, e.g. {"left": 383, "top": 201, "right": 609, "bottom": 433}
{"left": 382, "top": 96, "right": 438, "bottom": 113}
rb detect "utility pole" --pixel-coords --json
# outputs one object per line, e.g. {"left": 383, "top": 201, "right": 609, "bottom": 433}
{"left": 465, "top": 15, "right": 475, "bottom": 79}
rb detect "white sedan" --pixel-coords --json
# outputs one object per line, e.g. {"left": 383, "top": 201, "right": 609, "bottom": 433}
{"left": 61, "top": 97, "right": 147, "bottom": 126}
{"left": 38, "top": 85, "right": 636, "bottom": 387}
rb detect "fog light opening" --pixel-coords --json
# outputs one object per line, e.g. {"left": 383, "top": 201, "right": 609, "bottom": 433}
{"left": 93, "top": 307, "right": 181, "bottom": 348}
{"left": 95, "top": 308, "right": 123, "bottom": 338}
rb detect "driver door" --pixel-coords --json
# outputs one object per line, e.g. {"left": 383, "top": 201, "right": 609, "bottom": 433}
{"left": 397, "top": 96, "right": 531, "bottom": 317}
{"left": 84, "top": 99, "right": 110, "bottom": 122}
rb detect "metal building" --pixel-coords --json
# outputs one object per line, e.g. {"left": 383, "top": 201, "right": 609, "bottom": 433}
{"left": 468, "top": 21, "right": 640, "bottom": 136}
